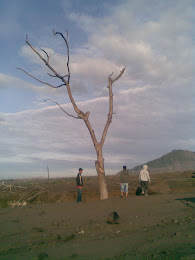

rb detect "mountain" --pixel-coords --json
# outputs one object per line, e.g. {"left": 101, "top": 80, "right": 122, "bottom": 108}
{"left": 131, "top": 150, "right": 195, "bottom": 173}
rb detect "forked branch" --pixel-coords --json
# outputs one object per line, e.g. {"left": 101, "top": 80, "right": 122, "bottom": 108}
{"left": 100, "top": 67, "right": 126, "bottom": 146}
{"left": 110, "top": 67, "right": 126, "bottom": 83}
{"left": 22, "top": 33, "right": 84, "bottom": 120}
{"left": 25, "top": 34, "right": 66, "bottom": 83}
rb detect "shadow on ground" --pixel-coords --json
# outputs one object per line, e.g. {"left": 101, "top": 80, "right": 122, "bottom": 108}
{"left": 176, "top": 197, "right": 195, "bottom": 203}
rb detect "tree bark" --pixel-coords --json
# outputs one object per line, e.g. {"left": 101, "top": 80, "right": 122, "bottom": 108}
{"left": 94, "top": 146, "right": 108, "bottom": 199}
{"left": 95, "top": 160, "right": 108, "bottom": 200}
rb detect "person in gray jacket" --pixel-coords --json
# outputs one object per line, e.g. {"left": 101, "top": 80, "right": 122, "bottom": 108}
{"left": 139, "top": 165, "right": 151, "bottom": 196}
{"left": 120, "top": 166, "right": 129, "bottom": 197}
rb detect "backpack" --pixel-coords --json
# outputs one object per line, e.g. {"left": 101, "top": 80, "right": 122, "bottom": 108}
{"left": 136, "top": 187, "right": 142, "bottom": 196}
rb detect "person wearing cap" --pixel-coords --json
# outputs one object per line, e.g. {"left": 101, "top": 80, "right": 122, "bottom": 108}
{"left": 139, "top": 165, "right": 151, "bottom": 196}
{"left": 76, "top": 168, "right": 83, "bottom": 203}
{"left": 120, "top": 166, "right": 129, "bottom": 197}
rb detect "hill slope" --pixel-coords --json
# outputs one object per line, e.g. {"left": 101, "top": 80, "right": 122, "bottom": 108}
{"left": 131, "top": 150, "right": 195, "bottom": 173}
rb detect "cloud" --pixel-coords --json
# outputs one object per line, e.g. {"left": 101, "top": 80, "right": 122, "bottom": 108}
{"left": 0, "top": 72, "right": 64, "bottom": 99}
{"left": 0, "top": 0, "right": 194, "bottom": 179}
{"left": 18, "top": 43, "right": 124, "bottom": 97}
{"left": 1, "top": 75, "right": 194, "bottom": 178}
{"left": 67, "top": 0, "right": 194, "bottom": 87}
{"left": 17, "top": 0, "right": 194, "bottom": 101}
{"left": 0, "top": 72, "right": 40, "bottom": 91}
{"left": 0, "top": 72, "right": 73, "bottom": 111}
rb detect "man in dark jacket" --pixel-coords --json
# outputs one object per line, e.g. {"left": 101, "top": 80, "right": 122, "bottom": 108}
{"left": 76, "top": 168, "right": 83, "bottom": 203}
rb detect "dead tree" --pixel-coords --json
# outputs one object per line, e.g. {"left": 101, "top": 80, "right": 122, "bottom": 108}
{"left": 17, "top": 31, "right": 125, "bottom": 200}
{"left": 47, "top": 165, "right": 50, "bottom": 182}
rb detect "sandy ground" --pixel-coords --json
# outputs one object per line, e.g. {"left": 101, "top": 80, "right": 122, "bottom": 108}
{"left": 0, "top": 191, "right": 194, "bottom": 259}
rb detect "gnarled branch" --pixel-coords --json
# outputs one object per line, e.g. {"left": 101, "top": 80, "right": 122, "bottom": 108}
{"left": 53, "top": 29, "right": 70, "bottom": 83}
{"left": 23, "top": 33, "right": 84, "bottom": 119}
{"left": 17, "top": 68, "right": 65, "bottom": 88}
{"left": 25, "top": 34, "right": 67, "bottom": 83}
{"left": 44, "top": 99, "right": 81, "bottom": 119}
{"left": 40, "top": 48, "right": 50, "bottom": 63}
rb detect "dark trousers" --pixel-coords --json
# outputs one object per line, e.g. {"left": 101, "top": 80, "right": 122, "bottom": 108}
{"left": 140, "top": 181, "right": 149, "bottom": 195}
{"left": 77, "top": 188, "right": 82, "bottom": 203}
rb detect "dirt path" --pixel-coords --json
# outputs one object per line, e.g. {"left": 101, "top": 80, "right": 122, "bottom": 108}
{"left": 0, "top": 192, "right": 194, "bottom": 259}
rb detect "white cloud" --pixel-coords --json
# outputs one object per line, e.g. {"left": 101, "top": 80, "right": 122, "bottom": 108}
{"left": 0, "top": 0, "right": 194, "bottom": 179}
{"left": 1, "top": 75, "right": 194, "bottom": 178}
{"left": 0, "top": 72, "right": 65, "bottom": 103}
{"left": 0, "top": 72, "right": 41, "bottom": 91}
{"left": 17, "top": 0, "right": 194, "bottom": 101}
{"left": 18, "top": 45, "right": 125, "bottom": 100}
{"left": 67, "top": 0, "right": 194, "bottom": 87}
{"left": 19, "top": 45, "right": 43, "bottom": 65}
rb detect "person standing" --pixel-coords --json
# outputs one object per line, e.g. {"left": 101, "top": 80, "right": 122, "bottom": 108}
{"left": 139, "top": 165, "right": 151, "bottom": 196}
{"left": 76, "top": 168, "right": 83, "bottom": 203}
{"left": 120, "top": 166, "right": 129, "bottom": 197}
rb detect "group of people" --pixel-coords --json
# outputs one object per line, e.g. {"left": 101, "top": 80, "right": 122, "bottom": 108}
{"left": 76, "top": 165, "right": 151, "bottom": 203}
{"left": 120, "top": 165, "right": 151, "bottom": 197}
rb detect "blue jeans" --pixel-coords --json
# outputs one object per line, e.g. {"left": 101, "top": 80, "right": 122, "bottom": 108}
{"left": 120, "top": 183, "right": 128, "bottom": 193}
{"left": 77, "top": 188, "right": 82, "bottom": 203}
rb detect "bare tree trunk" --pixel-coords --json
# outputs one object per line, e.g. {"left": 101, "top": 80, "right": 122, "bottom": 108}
{"left": 96, "top": 161, "right": 108, "bottom": 200}
{"left": 95, "top": 149, "right": 108, "bottom": 200}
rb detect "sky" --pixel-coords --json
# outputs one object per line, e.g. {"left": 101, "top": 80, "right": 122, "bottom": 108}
{"left": 0, "top": 0, "right": 194, "bottom": 179}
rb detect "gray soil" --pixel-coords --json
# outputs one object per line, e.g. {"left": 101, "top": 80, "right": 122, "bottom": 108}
{"left": 0, "top": 172, "right": 194, "bottom": 259}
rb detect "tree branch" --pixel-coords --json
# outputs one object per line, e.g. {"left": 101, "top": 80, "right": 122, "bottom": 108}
{"left": 53, "top": 30, "right": 70, "bottom": 83}
{"left": 27, "top": 190, "right": 48, "bottom": 203}
{"left": 40, "top": 48, "right": 50, "bottom": 63}
{"left": 44, "top": 99, "right": 81, "bottom": 119}
{"left": 83, "top": 117, "right": 98, "bottom": 148}
{"left": 17, "top": 68, "right": 65, "bottom": 88}
{"left": 23, "top": 33, "right": 85, "bottom": 119}
{"left": 47, "top": 73, "right": 68, "bottom": 78}
{"left": 25, "top": 34, "right": 67, "bottom": 83}
{"left": 100, "top": 67, "right": 126, "bottom": 146}
{"left": 110, "top": 67, "right": 126, "bottom": 83}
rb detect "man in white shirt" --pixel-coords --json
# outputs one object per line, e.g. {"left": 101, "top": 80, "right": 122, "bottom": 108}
{"left": 139, "top": 165, "right": 151, "bottom": 196}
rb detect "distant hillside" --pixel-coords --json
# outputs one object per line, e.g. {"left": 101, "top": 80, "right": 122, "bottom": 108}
{"left": 131, "top": 150, "right": 195, "bottom": 173}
